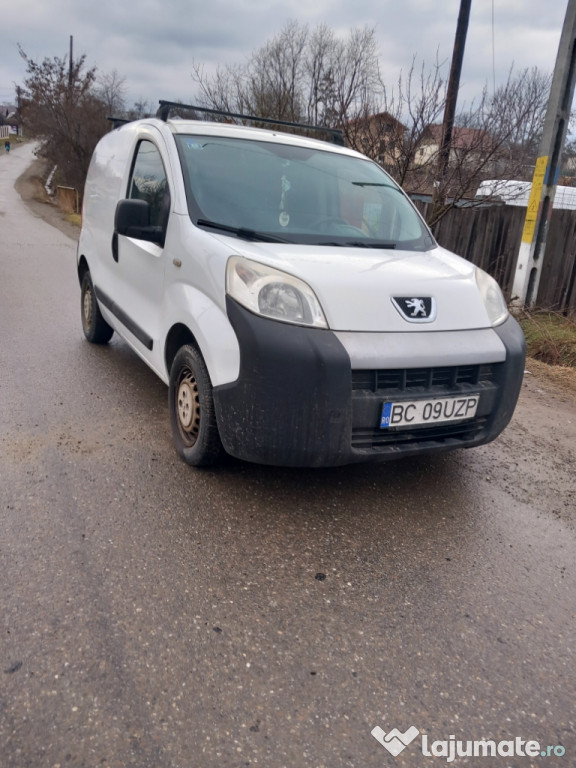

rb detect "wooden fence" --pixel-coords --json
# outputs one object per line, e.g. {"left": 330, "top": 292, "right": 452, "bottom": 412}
{"left": 414, "top": 202, "right": 576, "bottom": 315}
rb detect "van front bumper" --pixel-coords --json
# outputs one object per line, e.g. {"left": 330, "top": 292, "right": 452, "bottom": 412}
{"left": 213, "top": 298, "right": 525, "bottom": 467}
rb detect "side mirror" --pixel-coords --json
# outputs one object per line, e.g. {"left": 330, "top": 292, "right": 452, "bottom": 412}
{"left": 114, "top": 199, "right": 164, "bottom": 246}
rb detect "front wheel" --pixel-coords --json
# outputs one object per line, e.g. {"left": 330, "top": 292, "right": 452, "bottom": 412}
{"left": 169, "top": 345, "right": 223, "bottom": 467}
{"left": 80, "top": 271, "right": 114, "bottom": 344}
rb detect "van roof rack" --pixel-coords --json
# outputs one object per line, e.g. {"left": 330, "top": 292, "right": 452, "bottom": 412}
{"left": 156, "top": 100, "right": 345, "bottom": 146}
{"left": 107, "top": 116, "right": 131, "bottom": 129}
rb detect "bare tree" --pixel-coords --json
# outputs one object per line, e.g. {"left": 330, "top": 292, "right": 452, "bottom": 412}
{"left": 192, "top": 27, "right": 550, "bottom": 228}
{"left": 248, "top": 20, "right": 308, "bottom": 121}
{"left": 351, "top": 62, "right": 552, "bottom": 227}
{"left": 422, "top": 67, "right": 552, "bottom": 226}
{"left": 192, "top": 23, "right": 308, "bottom": 122}
{"left": 96, "top": 69, "right": 127, "bottom": 116}
{"left": 191, "top": 62, "right": 243, "bottom": 116}
{"left": 343, "top": 56, "right": 447, "bottom": 189}
{"left": 192, "top": 21, "right": 381, "bottom": 129}
{"left": 125, "top": 99, "right": 153, "bottom": 121}
{"left": 331, "top": 26, "right": 381, "bottom": 122}
{"left": 488, "top": 66, "right": 551, "bottom": 176}
{"left": 17, "top": 45, "right": 109, "bottom": 193}
{"left": 304, "top": 23, "right": 338, "bottom": 126}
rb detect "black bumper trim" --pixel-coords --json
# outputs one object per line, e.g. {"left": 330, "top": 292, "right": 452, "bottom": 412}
{"left": 213, "top": 301, "right": 525, "bottom": 467}
{"left": 214, "top": 298, "right": 352, "bottom": 467}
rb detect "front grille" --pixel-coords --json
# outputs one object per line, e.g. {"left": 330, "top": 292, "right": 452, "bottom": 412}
{"left": 351, "top": 364, "right": 498, "bottom": 393}
{"left": 349, "top": 363, "right": 499, "bottom": 454}
{"left": 352, "top": 417, "right": 489, "bottom": 450}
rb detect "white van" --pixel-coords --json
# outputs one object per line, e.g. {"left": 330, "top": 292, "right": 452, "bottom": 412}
{"left": 77, "top": 103, "right": 525, "bottom": 467}
{"left": 475, "top": 179, "right": 576, "bottom": 209}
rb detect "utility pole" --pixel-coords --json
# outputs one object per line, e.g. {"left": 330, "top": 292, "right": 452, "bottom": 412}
{"left": 16, "top": 85, "right": 23, "bottom": 138}
{"left": 69, "top": 35, "right": 74, "bottom": 91}
{"left": 438, "top": 0, "right": 472, "bottom": 189}
{"left": 431, "top": 0, "right": 472, "bottom": 223}
{"left": 512, "top": 0, "right": 576, "bottom": 307}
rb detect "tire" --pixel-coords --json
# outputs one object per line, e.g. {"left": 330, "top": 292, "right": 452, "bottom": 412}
{"left": 169, "top": 344, "right": 223, "bottom": 467}
{"left": 81, "top": 271, "right": 114, "bottom": 344}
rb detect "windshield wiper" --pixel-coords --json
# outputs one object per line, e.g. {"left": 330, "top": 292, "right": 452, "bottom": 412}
{"left": 319, "top": 240, "right": 397, "bottom": 249}
{"left": 197, "top": 219, "right": 291, "bottom": 243}
{"left": 347, "top": 241, "right": 397, "bottom": 249}
{"left": 352, "top": 182, "right": 399, "bottom": 190}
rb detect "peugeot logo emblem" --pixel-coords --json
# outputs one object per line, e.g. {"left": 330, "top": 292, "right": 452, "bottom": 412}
{"left": 392, "top": 296, "right": 436, "bottom": 323}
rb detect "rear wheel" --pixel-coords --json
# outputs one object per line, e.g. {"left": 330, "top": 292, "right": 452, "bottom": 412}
{"left": 80, "top": 271, "right": 114, "bottom": 344}
{"left": 169, "top": 345, "right": 223, "bottom": 466}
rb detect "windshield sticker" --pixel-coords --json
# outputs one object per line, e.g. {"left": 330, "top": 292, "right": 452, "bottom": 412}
{"left": 279, "top": 174, "right": 291, "bottom": 211}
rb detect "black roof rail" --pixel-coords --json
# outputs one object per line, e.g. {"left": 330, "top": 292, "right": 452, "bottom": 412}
{"left": 107, "top": 116, "right": 131, "bottom": 130}
{"left": 156, "top": 100, "right": 345, "bottom": 146}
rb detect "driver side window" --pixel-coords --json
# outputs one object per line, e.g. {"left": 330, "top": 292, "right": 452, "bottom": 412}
{"left": 128, "top": 140, "right": 171, "bottom": 229}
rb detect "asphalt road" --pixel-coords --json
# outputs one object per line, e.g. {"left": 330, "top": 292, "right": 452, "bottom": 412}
{"left": 1, "top": 143, "right": 575, "bottom": 768}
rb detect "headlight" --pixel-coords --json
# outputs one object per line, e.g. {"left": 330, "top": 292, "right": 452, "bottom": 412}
{"left": 475, "top": 268, "right": 509, "bottom": 326}
{"left": 226, "top": 256, "right": 328, "bottom": 328}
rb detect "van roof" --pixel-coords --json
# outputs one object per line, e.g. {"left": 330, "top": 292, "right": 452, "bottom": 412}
{"left": 116, "top": 115, "right": 363, "bottom": 158}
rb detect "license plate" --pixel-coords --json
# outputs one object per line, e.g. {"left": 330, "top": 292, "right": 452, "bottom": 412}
{"left": 380, "top": 394, "right": 480, "bottom": 429}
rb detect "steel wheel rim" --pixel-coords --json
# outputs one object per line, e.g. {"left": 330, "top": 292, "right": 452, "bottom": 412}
{"left": 176, "top": 370, "right": 200, "bottom": 445}
{"left": 83, "top": 286, "right": 93, "bottom": 327}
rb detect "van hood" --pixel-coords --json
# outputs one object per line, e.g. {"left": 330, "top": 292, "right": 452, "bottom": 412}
{"left": 216, "top": 237, "right": 494, "bottom": 333}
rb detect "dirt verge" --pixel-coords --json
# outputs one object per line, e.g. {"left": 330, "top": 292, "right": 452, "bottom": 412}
{"left": 14, "top": 155, "right": 80, "bottom": 242}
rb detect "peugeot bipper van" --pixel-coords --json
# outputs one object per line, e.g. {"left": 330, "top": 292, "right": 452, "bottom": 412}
{"left": 77, "top": 102, "right": 525, "bottom": 467}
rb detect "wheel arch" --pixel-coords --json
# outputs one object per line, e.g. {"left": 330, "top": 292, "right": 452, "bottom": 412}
{"left": 77, "top": 255, "right": 89, "bottom": 284}
{"left": 162, "top": 283, "right": 241, "bottom": 387}
{"left": 164, "top": 323, "right": 199, "bottom": 376}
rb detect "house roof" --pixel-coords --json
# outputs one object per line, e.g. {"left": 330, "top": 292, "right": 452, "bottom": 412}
{"left": 424, "top": 123, "right": 492, "bottom": 151}
{"left": 345, "top": 111, "right": 407, "bottom": 132}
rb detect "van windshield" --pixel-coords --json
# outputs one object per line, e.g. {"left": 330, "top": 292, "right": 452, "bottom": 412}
{"left": 175, "top": 134, "right": 435, "bottom": 250}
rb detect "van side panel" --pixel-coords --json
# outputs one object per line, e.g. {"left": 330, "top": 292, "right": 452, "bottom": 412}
{"left": 80, "top": 128, "right": 136, "bottom": 274}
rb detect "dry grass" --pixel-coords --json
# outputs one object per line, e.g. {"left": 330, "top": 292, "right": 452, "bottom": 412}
{"left": 525, "top": 358, "right": 576, "bottom": 398}
{"left": 65, "top": 213, "right": 81, "bottom": 227}
{"left": 518, "top": 310, "right": 576, "bottom": 399}
{"left": 518, "top": 310, "right": 576, "bottom": 368}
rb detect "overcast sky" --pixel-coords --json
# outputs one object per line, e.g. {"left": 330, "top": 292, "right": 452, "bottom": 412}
{"left": 0, "top": 0, "right": 570, "bottom": 111}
